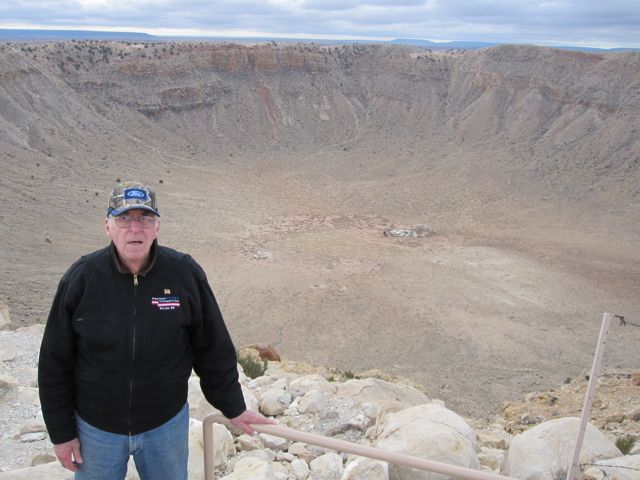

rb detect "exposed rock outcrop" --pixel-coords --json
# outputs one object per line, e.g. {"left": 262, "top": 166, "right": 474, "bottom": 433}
{"left": 2, "top": 326, "right": 638, "bottom": 480}
{"left": 502, "top": 417, "right": 622, "bottom": 480}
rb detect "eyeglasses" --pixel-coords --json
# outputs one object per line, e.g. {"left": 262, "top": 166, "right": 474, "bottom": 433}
{"left": 112, "top": 214, "right": 157, "bottom": 229}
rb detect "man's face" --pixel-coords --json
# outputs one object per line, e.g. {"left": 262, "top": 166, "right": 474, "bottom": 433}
{"left": 105, "top": 209, "right": 159, "bottom": 267}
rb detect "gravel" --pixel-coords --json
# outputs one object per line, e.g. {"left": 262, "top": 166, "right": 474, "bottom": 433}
{"left": 0, "top": 324, "right": 53, "bottom": 473}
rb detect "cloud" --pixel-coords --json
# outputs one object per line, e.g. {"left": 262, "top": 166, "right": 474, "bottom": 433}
{"left": 1, "top": 0, "right": 639, "bottom": 48}
{"left": 300, "top": 0, "right": 425, "bottom": 11}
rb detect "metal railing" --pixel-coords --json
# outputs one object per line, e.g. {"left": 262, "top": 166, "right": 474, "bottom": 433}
{"left": 202, "top": 417, "right": 518, "bottom": 480}
{"left": 202, "top": 312, "right": 621, "bottom": 479}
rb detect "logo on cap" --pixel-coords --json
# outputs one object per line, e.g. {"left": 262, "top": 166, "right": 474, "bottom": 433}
{"left": 124, "top": 189, "right": 148, "bottom": 200}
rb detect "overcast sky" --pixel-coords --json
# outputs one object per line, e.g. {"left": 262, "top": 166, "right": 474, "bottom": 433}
{"left": 1, "top": 0, "right": 639, "bottom": 49}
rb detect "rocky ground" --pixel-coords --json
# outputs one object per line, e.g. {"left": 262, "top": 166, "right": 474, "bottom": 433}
{"left": 0, "top": 324, "right": 638, "bottom": 476}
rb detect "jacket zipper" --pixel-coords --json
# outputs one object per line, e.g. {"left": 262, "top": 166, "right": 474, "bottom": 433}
{"left": 129, "top": 274, "right": 138, "bottom": 435}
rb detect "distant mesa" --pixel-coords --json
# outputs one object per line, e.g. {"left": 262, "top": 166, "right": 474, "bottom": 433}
{"left": 0, "top": 28, "right": 637, "bottom": 52}
{"left": 0, "top": 28, "right": 154, "bottom": 42}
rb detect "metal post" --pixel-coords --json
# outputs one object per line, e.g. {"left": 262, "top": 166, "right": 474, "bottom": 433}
{"left": 203, "top": 416, "right": 215, "bottom": 480}
{"left": 203, "top": 416, "right": 518, "bottom": 480}
{"left": 566, "top": 312, "right": 612, "bottom": 480}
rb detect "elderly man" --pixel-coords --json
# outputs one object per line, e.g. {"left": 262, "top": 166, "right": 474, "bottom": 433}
{"left": 38, "top": 181, "right": 270, "bottom": 479}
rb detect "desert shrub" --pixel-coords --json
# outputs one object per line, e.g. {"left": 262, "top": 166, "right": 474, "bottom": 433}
{"left": 238, "top": 354, "right": 267, "bottom": 379}
{"left": 327, "top": 368, "right": 358, "bottom": 382}
{"left": 616, "top": 435, "right": 637, "bottom": 454}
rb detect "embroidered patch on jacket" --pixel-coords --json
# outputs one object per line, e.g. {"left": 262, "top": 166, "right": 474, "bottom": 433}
{"left": 151, "top": 296, "right": 181, "bottom": 310}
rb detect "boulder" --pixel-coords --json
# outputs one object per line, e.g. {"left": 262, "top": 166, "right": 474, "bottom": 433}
{"left": 502, "top": 417, "right": 622, "bottom": 480}
{"left": 259, "top": 433, "right": 288, "bottom": 451}
{"left": 290, "top": 458, "right": 310, "bottom": 479}
{"left": 219, "top": 456, "right": 287, "bottom": 480}
{"left": 238, "top": 344, "right": 281, "bottom": 362}
{"left": 188, "top": 374, "right": 259, "bottom": 429}
{"left": 343, "top": 456, "right": 389, "bottom": 480}
{"left": 190, "top": 418, "right": 234, "bottom": 477}
{"left": 289, "top": 374, "right": 334, "bottom": 398}
{"left": 309, "top": 452, "right": 344, "bottom": 478}
{"left": 372, "top": 403, "right": 479, "bottom": 480}
{"left": 336, "top": 378, "right": 429, "bottom": 420}
{"left": 259, "top": 389, "right": 292, "bottom": 416}
{"left": 298, "top": 389, "right": 330, "bottom": 414}
{"left": 288, "top": 442, "right": 315, "bottom": 463}
{"left": 237, "top": 433, "right": 263, "bottom": 451}
{"left": 585, "top": 455, "right": 640, "bottom": 480}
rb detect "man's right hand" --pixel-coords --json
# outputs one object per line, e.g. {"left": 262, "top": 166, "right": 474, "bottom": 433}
{"left": 54, "top": 438, "right": 83, "bottom": 472}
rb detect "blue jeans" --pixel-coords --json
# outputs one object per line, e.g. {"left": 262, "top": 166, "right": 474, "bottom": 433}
{"left": 74, "top": 403, "right": 189, "bottom": 480}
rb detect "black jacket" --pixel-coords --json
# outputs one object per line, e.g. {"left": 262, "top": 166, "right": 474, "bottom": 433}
{"left": 38, "top": 241, "right": 246, "bottom": 444}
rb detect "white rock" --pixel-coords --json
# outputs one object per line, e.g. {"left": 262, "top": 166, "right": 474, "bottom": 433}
{"left": 502, "top": 417, "right": 622, "bottom": 480}
{"left": 310, "top": 452, "right": 344, "bottom": 478}
{"left": 271, "top": 462, "right": 290, "bottom": 479}
{"left": 0, "top": 461, "right": 73, "bottom": 479}
{"left": 289, "top": 375, "right": 334, "bottom": 398}
{"left": 285, "top": 398, "right": 300, "bottom": 416}
{"left": 0, "top": 375, "right": 17, "bottom": 398}
{"left": 18, "top": 423, "right": 47, "bottom": 436}
{"left": 237, "top": 364, "right": 249, "bottom": 385}
{"left": 30, "top": 453, "right": 56, "bottom": 466}
{"left": 259, "top": 389, "right": 292, "bottom": 416}
{"left": 0, "top": 344, "right": 19, "bottom": 362}
{"left": 19, "top": 432, "right": 46, "bottom": 443}
{"left": 373, "top": 403, "right": 479, "bottom": 480}
{"left": 259, "top": 433, "right": 288, "bottom": 451}
{"left": 478, "top": 447, "right": 505, "bottom": 472}
{"left": 15, "top": 367, "right": 38, "bottom": 388}
{"left": 219, "top": 456, "right": 281, "bottom": 480}
{"left": 276, "top": 451, "right": 295, "bottom": 462}
{"left": 243, "top": 449, "right": 277, "bottom": 462}
{"left": 336, "top": 378, "right": 429, "bottom": 420}
{"left": 237, "top": 433, "right": 264, "bottom": 451}
{"left": 188, "top": 374, "right": 259, "bottom": 429}
{"left": 298, "top": 389, "right": 329, "bottom": 414}
{"left": 263, "top": 363, "right": 290, "bottom": 379}
{"left": 21, "top": 324, "right": 46, "bottom": 337}
{"left": 236, "top": 433, "right": 264, "bottom": 452}
{"left": 288, "top": 442, "right": 314, "bottom": 463}
{"left": 0, "top": 304, "right": 10, "bottom": 329}
{"left": 342, "top": 457, "right": 389, "bottom": 480}
{"left": 591, "top": 455, "right": 640, "bottom": 480}
{"left": 476, "top": 429, "right": 510, "bottom": 450}
{"left": 270, "top": 378, "right": 288, "bottom": 391}
{"left": 583, "top": 466, "right": 606, "bottom": 480}
{"left": 16, "top": 387, "right": 39, "bottom": 405}
{"left": 248, "top": 374, "right": 282, "bottom": 390}
{"left": 192, "top": 418, "right": 235, "bottom": 472}
{"left": 291, "top": 458, "right": 310, "bottom": 480}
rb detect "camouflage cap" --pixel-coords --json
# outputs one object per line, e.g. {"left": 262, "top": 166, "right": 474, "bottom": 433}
{"left": 107, "top": 181, "right": 160, "bottom": 217}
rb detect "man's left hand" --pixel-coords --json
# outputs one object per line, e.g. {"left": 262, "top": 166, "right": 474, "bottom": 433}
{"left": 229, "top": 410, "right": 276, "bottom": 435}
